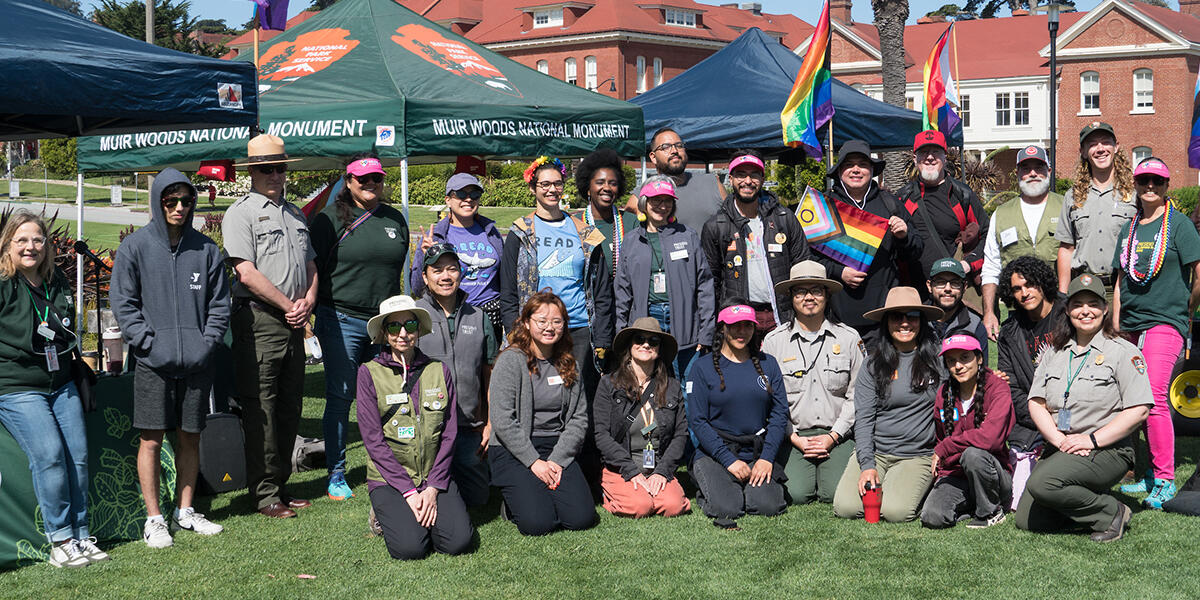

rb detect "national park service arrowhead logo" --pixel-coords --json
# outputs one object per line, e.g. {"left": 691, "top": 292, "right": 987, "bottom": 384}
{"left": 258, "top": 28, "right": 360, "bottom": 87}
{"left": 391, "top": 24, "right": 522, "bottom": 97}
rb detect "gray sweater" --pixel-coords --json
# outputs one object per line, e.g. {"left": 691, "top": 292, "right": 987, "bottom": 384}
{"left": 488, "top": 347, "right": 588, "bottom": 467}
{"left": 853, "top": 351, "right": 939, "bottom": 470}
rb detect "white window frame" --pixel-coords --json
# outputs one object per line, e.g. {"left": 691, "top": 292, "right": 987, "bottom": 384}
{"left": 1132, "top": 146, "right": 1152, "bottom": 165}
{"left": 664, "top": 8, "right": 696, "bottom": 27}
{"left": 1133, "top": 69, "right": 1154, "bottom": 114}
{"left": 585, "top": 55, "right": 597, "bottom": 91}
{"left": 960, "top": 95, "right": 970, "bottom": 128}
{"left": 653, "top": 57, "right": 663, "bottom": 88}
{"left": 1080, "top": 71, "right": 1100, "bottom": 116}
{"left": 995, "top": 93, "right": 1011, "bottom": 127}
{"left": 1013, "top": 92, "right": 1029, "bottom": 126}
{"left": 533, "top": 8, "right": 563, "bottom": 28}
{"left": 564, "top": 57, "right": 577, "bottom": 85}
{"left": 636, "top": 56, "right": 646, "bottom": 93}
{"left": 536, "top": 60, "right": 549, "bottom": 75}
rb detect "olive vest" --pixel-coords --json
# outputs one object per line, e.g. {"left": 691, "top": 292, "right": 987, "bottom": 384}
{"left": 993, "top": 192, "right": 1064, "bottom": 266}
{"left": 364, "top": 359, "right": 451, "bottom": 487}
{"left": 416, "top": 295, "right": 488, "bottom": 429}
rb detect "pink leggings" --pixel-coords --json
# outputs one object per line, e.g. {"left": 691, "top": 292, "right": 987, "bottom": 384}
{"left": 1134, "top": 325, "right": 1182, "bottom": 481}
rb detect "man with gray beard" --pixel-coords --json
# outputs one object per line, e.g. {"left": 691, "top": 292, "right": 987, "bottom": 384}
{"left": 979, "top": 145, "right": 1064, "bottom": 338}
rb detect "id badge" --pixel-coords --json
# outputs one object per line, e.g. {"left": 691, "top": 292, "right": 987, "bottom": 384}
{"left": 642, "top": 446, "right": 656, "bottom": 470}
{"left": 652, "top": 271, "right": 667, "bottom": 294}
{"left": 45, "top": 345, "right": 59, "bottom": 372}
{"left": 36, "top": 321, "right": 55, "bottom": 341}
{"left": 1056, "top": 407, "right": 1071, "bottom": 432}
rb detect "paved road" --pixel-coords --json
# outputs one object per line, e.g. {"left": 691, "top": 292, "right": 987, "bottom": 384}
{"left": 0, "top": 199, "right": 206, "bottom": 229}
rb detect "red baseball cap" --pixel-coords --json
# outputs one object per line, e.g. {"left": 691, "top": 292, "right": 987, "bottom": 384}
{"left": 913, "top": 130, "right": 947, "bottom": 152}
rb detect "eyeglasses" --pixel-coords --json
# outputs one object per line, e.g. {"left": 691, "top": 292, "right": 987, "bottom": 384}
{"left": 385, "top": 319, "right": 421, "bottom": 335}
{"left": 791, "top": 286, "right": 827, "bottom": 298}
{"left": 1135, "top": 175, "right": 1167, "bottom": 186}
{"left": 930, "top": 278, "right": 965, "bottom": 290}
{"left": 535, "top": 181, "right": 565, "bottom": 190}
{"left": 162, "top": 196, "right": 196, "bottom": 209}
{"left": 653, "top": 141, "right": 686, "bottom": 153}
{"left": 530, "top": 317, "right": 565, "bottom": 330}
{"left": 729, "top": 170, "right": 763, "bottom": 180}
{"left": 1017, "top": 163, "right": 1048, "bottom": 174}
{"left": 253, "top": 164, "right": 288, "bottom": 175}
{"left": 888, "top": 310, "right": 923, "bottom": 322}
{"left": 354, "top": 173, "right": 383, "bottom": 184}
{"left": 632, "top": 334, "right": 660, "bottom": 347}
{"left": 451, "top": 188, "right": 483, "bottom": 201}
{"left": 914, "top": 149, "right": 945, "bottom": 160}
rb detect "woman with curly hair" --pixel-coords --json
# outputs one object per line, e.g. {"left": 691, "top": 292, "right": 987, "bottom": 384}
{"left": 574, "top": 147, "right": 637, "bottom": 277}
{"left": 996, "top": 255, "right": 1063, "bottom": 509}
{"left": 1054, "top": 123, "right": 1136, "bottom": 294}
{"left": 487, "top": 292, "right": 597, "bottom": 536}
{"left": 920, "top": 335, "right": 1014, "bottom": 529}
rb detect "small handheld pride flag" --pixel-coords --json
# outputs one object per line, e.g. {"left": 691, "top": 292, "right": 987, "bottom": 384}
{"left": 796, "top": 186, "right": 843, "bottom": 244}
{"left": 812, "top": 199, "right": 888, "bottom": 273}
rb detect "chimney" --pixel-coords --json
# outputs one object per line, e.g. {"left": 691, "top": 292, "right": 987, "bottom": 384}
{"left": 739, "top": 2, "right": 761, "bottom": 16}
{"left": 831, "top": 0, "right": 852, "bottom": 24}
{"left": 1183, "top": 0, "right": 1200, "bottom": 17}
{"left": 1012, "top": 9, "right": 1029, "bottom": 16}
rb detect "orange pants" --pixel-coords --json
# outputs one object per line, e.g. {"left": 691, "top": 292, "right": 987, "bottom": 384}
{"left": 600, "top": 468, "right": 691, "bottom": 518}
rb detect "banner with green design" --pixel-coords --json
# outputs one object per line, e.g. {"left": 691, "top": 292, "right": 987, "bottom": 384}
{"left": 0, "top": 376, "right": 175, "bottom": 570}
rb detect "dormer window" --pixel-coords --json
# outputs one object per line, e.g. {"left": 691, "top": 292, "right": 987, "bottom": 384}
{"left": 534, "top": 8, "right": 563, "bottom": 27}
{"left": 664, "top": 8, "right": 696, "bottom": 27}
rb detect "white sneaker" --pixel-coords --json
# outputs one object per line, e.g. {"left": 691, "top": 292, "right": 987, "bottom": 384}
{"left": 76, "top": 537, "right": 110, "bottom": 562}
{"left": 174, "top": 507, "right": 224, "bottom": 536}
{"left": 48, "top": 540, "right": 90, "bottom": 568}
{"left": 143, "top": 518, "right": 173, "bottom": 548}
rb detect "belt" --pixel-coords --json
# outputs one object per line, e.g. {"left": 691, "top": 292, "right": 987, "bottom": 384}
{"left": 237, "top": 297, "right": 287, "bottom": 318}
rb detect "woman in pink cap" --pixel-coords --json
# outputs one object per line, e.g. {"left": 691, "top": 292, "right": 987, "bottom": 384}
{"left": 1111, "top": 157, "right": 1200, "bottom": 509}
{"left": 920, "top": 335, "right": 1014, "bottom": 529}
{"left": 685, "top": 298, "right": 789, "bottom": 529}
{"left": 310, "top": 152, "right": 410, "bottom": 501}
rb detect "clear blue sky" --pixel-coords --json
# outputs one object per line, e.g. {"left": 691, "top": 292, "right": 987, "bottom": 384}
{"left": 77, "top": 0, "right": 1115, "bottom": 30}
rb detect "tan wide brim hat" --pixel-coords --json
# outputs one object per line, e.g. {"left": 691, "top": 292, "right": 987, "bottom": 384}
{"left": 862, "top": 286, "right": 944, "bottom": 322}
{"left": 774, "top": 260, "right": 843, "bottom": 298}
{"left": 366, "top": 295, "right": 433, "bottom": 344}
{"left": 234, "top": 133, "right": 304, "bottom": 167}
{"left": 612, "top": 317, "right": 678, "bottom": 365}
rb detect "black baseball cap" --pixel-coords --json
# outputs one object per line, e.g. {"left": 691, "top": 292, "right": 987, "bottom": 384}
{"left": 1079, "top": 121, "right": 1116, "bottom": 144}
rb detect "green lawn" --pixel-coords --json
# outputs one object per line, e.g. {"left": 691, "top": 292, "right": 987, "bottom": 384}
{"left": 2, "top": 364, "right": 1199, "bottom": 598}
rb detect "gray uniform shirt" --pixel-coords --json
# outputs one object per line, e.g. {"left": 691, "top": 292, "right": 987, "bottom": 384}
{"left": 222, "top": 191, "right": 316, "bottom": 301}
{"left": 1028, "top": 334, "right": 1152, "bottom": 435}
{"left": 761, "top": 319, "right": 863, "bottom": 438}
{"left": 1054, "top": 186, "right": 1137, "bottom": 277}
{"left": 853, "top": 351, "right": 940, "bottom": 470}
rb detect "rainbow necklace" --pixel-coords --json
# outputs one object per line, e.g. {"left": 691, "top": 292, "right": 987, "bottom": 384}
{"left": 585, "top": 203, "right": 623, "bottom": 274}
{"left": 1121, "top": 204, "right": 1171, "bottom": 285}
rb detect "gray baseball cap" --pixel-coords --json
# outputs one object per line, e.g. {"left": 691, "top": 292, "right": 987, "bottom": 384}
{"left": 445, "top": 172, "right": 482, "bottom": 194}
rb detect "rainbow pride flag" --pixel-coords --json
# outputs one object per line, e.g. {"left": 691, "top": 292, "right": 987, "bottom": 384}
{"left": 1190, "top": 69, "right": 1200, "bottom": 168}
{"left": 796, "top": 186, "right": 843, "bottom": 244}
{"left": 812, "top": 199, "right": 888, "bottom": 273}
{"left": 922, "top": 24, "right": 960, "bottom": 134}
{"left": 781, "top": 0, "right": 834, "bottom": 159}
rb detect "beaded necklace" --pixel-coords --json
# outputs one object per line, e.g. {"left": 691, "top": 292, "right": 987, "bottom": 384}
{"left": 1120, "top": 202, "right": 1171, "bottom": 285}
{"left": 584, "top": 203, "right": 623, "bottom": 274}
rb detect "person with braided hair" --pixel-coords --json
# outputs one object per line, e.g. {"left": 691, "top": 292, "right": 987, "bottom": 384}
{"left": 685, "top": 299, "right": 788, "bottom": 529}
{"left": 1110, "top": 157, "right": 1200, "bottom": 509}
{"left": 920, "top": 335, "right": 1015, "bottom": 529}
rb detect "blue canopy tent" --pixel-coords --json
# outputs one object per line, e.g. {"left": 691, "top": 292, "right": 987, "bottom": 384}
{"left": 630, "top": 27, "right": 962, "bottom": 163}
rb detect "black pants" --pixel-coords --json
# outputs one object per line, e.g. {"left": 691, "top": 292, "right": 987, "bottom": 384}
{"left": 690, "top": 453, "right": 786, "bottom": 520}
{"left": 921, "top": 447, "right": 1013, "bottom": 528}
{"left": 489, "top": 436, "right": 597, "bottom": 536}
{"left": 569, "top": 325, "right": 603, "bottom": 502}
{"left": 369, "top": 481, "right": 475, "bottom": 560}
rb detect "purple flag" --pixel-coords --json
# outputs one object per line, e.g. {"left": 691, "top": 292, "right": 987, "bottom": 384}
{"left": 1191, "top": 69, "right": 1200, "bottom": 168}
{"left": 253, "top": 0, "right": 289, "bottom": 31}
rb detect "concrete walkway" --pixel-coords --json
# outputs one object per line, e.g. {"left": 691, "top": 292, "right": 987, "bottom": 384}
{"left": 0, "top": 199, "right": 206, "bottom": 229}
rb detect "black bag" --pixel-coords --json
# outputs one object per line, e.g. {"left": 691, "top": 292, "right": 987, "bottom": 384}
{"left": 72, "top": 349, "right": 99, "bottom": 412}
{"left": 198, "top": 390, "right": 247, "bottom": 495}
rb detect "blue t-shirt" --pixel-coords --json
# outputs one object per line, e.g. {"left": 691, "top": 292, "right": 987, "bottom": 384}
{"left": 685, "top": 353, "right": 789, "bottom": 466}
{"left": 535, "top": 216, "right": 588, "bottom": 329}
{"left": 446, "top": 222, "right": 500, "bottom": 305}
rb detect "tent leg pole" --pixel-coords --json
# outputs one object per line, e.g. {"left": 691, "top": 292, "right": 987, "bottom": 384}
{"left": 641, "top": 157, "right": 646, "bottom": 181}
{"left": 75, "top": 172, "right": 84, "bottom": 339}
{"left": 401, "top": 157, "right": 410, "bottom": 292}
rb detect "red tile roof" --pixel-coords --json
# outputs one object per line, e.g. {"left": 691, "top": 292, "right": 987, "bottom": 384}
{"left": 220, "top": 10, "right": 322, "bottom": 59}
{"left": 1123, "top": 0, "right": 1200, "bottom": 43}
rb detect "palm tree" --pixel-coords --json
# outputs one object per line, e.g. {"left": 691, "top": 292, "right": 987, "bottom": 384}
{"left": 871, "top": 0, "right": 911, "bottom": 190}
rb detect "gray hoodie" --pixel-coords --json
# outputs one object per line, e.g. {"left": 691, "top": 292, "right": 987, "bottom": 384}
{"left": 110, "top": 168, "right": 231, "bottom": 375}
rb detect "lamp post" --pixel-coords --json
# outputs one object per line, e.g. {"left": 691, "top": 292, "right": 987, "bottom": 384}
{"left": 1047, "top": 3, "right": 1063, "bottom": 177}
{"left": 592, "top": 77, "right": 618, "bottom": 94}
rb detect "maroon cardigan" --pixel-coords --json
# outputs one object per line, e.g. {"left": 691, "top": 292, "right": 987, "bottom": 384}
{"left": 932, "top": 369, "right": 1015, "bottom": 479}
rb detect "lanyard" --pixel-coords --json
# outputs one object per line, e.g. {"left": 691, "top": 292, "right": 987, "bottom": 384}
{"left": 1064, "top": 348, "right": 1092, "bottom": 401}
{"left": 24, "top": 279, "right": 50, "bottom": 324}
{"left": 785, "top": 332, "right": 827, "bottom": 379}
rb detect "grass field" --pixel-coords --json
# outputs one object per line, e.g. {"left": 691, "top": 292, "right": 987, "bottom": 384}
{"left": 2, "top": 363, "right": 1199, "bottom": 599}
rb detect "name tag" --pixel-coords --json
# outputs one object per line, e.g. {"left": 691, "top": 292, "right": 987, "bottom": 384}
{"left": 999, "top": 227, "right": 1018, "bottom": 247}
{"left": 385, "top": 394, "right": 408, "bottom": 405}
{"left": 768, "top": 243, "right": 783, "bottom": 253}
{"left": 396, "top": 426, "right": 416, "bottom": 439}
{"left": 669, "top": 249, "right": 688, "bottom": 261}
{"left": 547, "top": 375, "right": 563, "bottom": 386}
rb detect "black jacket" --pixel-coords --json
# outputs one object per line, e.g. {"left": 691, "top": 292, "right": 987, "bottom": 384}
{"left": 592, "top": 373, "right": 687, "bottom": 481}
{"left": 700, "top": 191, "right": 810, "bottom": 323}
{"left": 996, "top": 301, "right": 1064, "bottom": 451}
{"left": 894, "top": 175, "right": 988, "bottom": 283}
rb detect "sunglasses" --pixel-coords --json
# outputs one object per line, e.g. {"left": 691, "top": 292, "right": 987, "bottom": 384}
{"left": 1135, "top": 175, "right": 1167, "bottom": 186}
{"left": 632, "top": 334, "right": 660, "bottom": 347}
{"left": 162, "top": 196, "right": 196, "bottom": 209}
{"left": 253, "top": 164, "right": 288, "bottom": 175}
{"left": 385, "top": 318, "right": 421, "bottom": 334}
{"left": 354, "top": 173, "right": 383, "bottom": 184}
{"left": 888, "top": 310, "right": 924, "bottom": 321}
{"left": 451, "top": 188, "right": 483, "bottom": 201}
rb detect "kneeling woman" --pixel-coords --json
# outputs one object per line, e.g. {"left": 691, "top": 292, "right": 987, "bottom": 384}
{"left": 833, "top": 287, "right": 943, "bottom": 523}
{"left": 593, "top": 318, "right": 691, "bottom": 518}
{"left": 488, "top": 291, "right": 597, "bottom": 535}
{"left": 687, "top": 300, "right": 789, "bottom": 528}
{"left": 1015, "top": 275, "right": 1152, "bottom": 543}
{"left": 357, "top": 296, "right": 474, "bottom": 560}
{"left": 920, "top": 335, "right": 1015, "bottom": 529}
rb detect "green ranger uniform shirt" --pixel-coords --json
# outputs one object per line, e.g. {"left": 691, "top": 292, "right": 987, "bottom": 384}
{"left": 310, "top": 201, "right": 410, "bottom": 320}
{"left": 993, "top": 192, "right": 1064, "bottom": 266}
{"left": 646, "top": 231, "right": 669, "bottom": 304}
{"left": 1028, "top": 335, "right": 1152, "bottom": 435}
{"left": 760, "top": 318, "right": 864, "bottom": 438}
{"left": 364, "top": 359, "right": 451, "bottom": 487}
{"left": 1112, "top": 206, "right": 1200, "bottom": 338}
{"left": 222, "top": 192, "right": 316, "bottom": 301}
{"left": 1055, "top": 186, "right": 1137, "bottom": 277}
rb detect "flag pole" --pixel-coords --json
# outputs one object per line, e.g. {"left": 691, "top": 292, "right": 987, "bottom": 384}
{"left": 951, "top": 24, "right": 963, "bottom": 158}
{"left": 253, "top": 26, "right": 260, "bottom": 67}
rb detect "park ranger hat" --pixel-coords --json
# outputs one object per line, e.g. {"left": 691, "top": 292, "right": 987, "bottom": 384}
{"left": 367, "top": 295, "right": 433, "bottom": 343}
{"left": 775, "top": 260, "right": 843, "bottom": 298}
{"left": 235, "top": 134, "right": 303, "bottom": 167}
{"left": 863, "top": 286, "right": 944, "bottom": 322}
{"left": 612, "top": 317, "right": 678, "bottom": 364}
{"left": 1065, "top": 273, "right": 1107, "bottom": 304}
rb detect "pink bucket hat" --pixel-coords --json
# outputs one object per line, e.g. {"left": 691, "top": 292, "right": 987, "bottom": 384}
{"left": 718, "top": 304, "right": 757, "bottom": 326}
{"left": 1133, "top": 158, "right": 1170, "bottom": 180}
{"left": 347, "top": 157, "right": 385, "bottom": 177}
{"left": 940, "top": 334, "right": 982, "bottom": 356}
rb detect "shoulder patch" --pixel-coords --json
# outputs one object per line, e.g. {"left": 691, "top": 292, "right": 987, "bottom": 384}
{"left": 1132, "top": 356, "right": 1146, "bottom": 375}
{"left": 857, "top": 340, "right": 866, "bottom": 355}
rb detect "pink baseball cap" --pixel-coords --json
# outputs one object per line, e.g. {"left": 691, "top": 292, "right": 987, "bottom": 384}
{"left": 718, "top": 304, "right": 757, "bottom": 326}
{"left": 939, "top": 334, "right": 982, "bottom": 356}
{"left": 1134, "top": 158, "right": 1170, "bottom": 180}
{"left": 728, "top": 154, "right": 764, "bottom": 173}
{"left": 347, "top": 157, "right": 385, "bottom": 177}
{"left": 640, "top": 178, "right": 677, "bottom": 199}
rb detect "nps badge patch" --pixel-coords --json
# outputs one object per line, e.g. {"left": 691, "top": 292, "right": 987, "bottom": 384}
{"left": 1133, "top": 356, "right": 1147, "bottom": 375}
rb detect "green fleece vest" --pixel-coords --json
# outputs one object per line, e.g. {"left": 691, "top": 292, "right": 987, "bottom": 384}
{"left": 364, "top": 359, "right": 450, "bottom": 487}
{"left": 993, "top": 192, "right": 1064, "bottom": 266}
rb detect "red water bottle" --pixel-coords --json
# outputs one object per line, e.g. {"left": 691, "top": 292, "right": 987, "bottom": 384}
{"left": 862, "top": 482, "right": 882, "bottom": 523}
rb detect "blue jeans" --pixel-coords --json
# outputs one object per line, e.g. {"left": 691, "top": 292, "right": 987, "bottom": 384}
{"left": 0, "top": 382, "right": 89, "bottom": 543}
{"left": 647, "top": 302, "right": 697, "bottom": 379}
{"left": 314, "top": 305, "right": 376, "bottom": 475}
